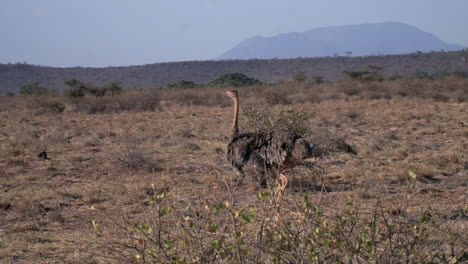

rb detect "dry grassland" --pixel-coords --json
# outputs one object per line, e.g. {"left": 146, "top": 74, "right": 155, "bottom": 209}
{"left": 0, "top": 78, "right": 466, "bottom": 263}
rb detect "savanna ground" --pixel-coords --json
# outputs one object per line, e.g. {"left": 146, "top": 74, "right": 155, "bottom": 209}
{"left": 0, "top": 77, "right": 467, "bottom": 263}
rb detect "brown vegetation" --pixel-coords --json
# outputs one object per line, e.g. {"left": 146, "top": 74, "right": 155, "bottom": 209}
{"left": 0, "top": 77, "right": 467, "bottom": 263}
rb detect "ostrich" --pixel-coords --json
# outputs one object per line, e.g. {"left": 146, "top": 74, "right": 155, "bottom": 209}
{"left": 225, "top": 90, "right": 313, "bottom": 202}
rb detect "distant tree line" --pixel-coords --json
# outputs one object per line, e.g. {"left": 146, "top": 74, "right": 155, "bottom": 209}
{"left": 8, "top": 68, "right": 468, "bottom": 98}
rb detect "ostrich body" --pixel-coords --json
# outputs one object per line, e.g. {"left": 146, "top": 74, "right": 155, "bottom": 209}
{"left": 225, "top": 90, "right": 313, "bottom": 200}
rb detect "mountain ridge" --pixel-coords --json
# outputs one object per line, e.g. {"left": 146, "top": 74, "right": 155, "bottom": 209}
{"left": 217, "top": 22, "right": 463, "bottom": 60}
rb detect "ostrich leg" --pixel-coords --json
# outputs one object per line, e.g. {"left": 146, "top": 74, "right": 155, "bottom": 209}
{"left": 275, "top": 173, "right": 289, "bottom": 204}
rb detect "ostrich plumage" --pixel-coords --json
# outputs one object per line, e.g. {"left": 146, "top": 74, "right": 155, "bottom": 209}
{"left": 225, "top": 90, "right": 313, "bottom": 193}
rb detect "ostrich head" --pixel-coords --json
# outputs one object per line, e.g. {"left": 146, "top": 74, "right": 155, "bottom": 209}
{"left": 226, "top": 90, "right": 238, "bottom": 99}
{"left": 226, "top": 90, "right": 239, "bottom": 138}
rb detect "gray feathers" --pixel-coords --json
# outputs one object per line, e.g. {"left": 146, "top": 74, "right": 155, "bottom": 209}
{"left": 227, "top": 128, "right": 312, "bottom": 184}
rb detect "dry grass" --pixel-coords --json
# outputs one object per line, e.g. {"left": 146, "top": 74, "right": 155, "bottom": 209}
{"left": 0, "top": 78, "right": 467, "bottom": 263}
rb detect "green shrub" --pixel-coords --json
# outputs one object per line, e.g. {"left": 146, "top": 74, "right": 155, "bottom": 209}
{"left": 41, "top": 101, "right": 66, "bottom": 113}
{"left": 343, "top": 70, "right": 383, "bottom": 82}
{"left": 206, "top": 72, "right": 262, "bottom": 87}
{"left": 66, "top": 87, "right": 86, "bottom": 99}
{"left": 167, "top": 80, "right": 199, "bottom": 89}
{"left": 91, "top": 188, "right": 465, "bottom": 263}
{"left": 311, "top": 75, "right": 324, "bottom": 85}
{"left": 19, "top": 84, "right": 32, "bottom": 95}
{"left": 65, "top": 78, "right": 81, "bottom": 87}
{"left": 19, "top": 82, "right": 49, "bottom": 96}
{"left": 411, "top": 72, "right": 434, "bottom": 80}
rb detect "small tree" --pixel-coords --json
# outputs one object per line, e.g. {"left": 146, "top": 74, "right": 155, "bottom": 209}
{"left": 206, "top": 73, "right": 261, "bottom": 87}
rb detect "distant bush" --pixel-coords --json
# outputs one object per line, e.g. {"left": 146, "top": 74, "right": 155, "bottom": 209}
{"left": 19, "top": 84, "right": 33, "bottom": 95}
{"left": 19, "top": 82, "right": 49, "bottom": 96}
{"left": 66, "top": 87, "right": 86, "bottom": 99}
{"left": 65, "top": 79, "right": 123, "bottom": 100}
{"left": 138, "top": 90, "right": 161, "bottom": 111}
{"left": 65, "top": 78, "right": 81, "bottom": 87}
{"left": 452, "top": 71, "right": 467, "bottom": 79}
{"left": 105, "top": 81, "right": 123, "bottom": 96}
{"left": 116, "top": 90, "right": 161, "bottom": 112}
{"left": 41, "top": 101, "right": 66, "bottom": 113}
{"left": 432, "top": 93, "right": 450, "bottom": 102}
{"left": 343, "top": 70, "right": 383, "bottom": 82}
{"left": 343, "top": 65, "right": 384, "bottom": 82}
{"left": 65, "top": 78, "right": 89, "bottom": 99}
{"left": 88, "top": 87, "right": 107, "bottom": 97}
{"left": 389, "top": 74, "right": 403, "bottom": 81}
{"left": 311, "top": 75, "right": 325, "bottom": 85}
{"left": 166, "top": 80, "right": 199, "bottom": 89}
{"left": 6, "top": 91, "right": 15, "bottom": 96}
{"left": 206, "top": 72, "right": 262, "bottom": 87}
{"left": 411, "top": 72, "right": 434, "bottom": 80}
{"left": 341, "top": 81, "right": 361, "bottom": 96}
{"left": 86, "top": 99, "right": 109, "bottom": 114}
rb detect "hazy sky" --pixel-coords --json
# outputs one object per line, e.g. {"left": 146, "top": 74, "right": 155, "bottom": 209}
{"left": 1, "top": 0, "right": 467, "bottom": 67}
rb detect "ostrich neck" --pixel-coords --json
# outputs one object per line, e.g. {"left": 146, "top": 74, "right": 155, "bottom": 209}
{"left": 231, "top": 96, "right": 239, "bottom": 138}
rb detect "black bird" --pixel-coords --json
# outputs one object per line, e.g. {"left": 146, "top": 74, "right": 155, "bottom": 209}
{"left": 38, "top": 149, "right": 50, "bottom": 160}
